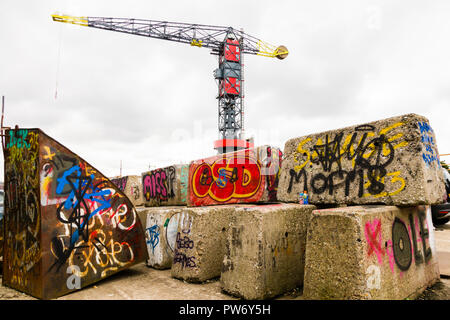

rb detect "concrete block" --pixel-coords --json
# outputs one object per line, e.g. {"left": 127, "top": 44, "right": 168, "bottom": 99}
{"left": 278, "top": 114, "right": 446, "bottom": 206}
{"left": 303, "top": 205, "right": 440, "bottom": 300}
{"left": 170, "top": 205, "right": 244, "bottom": 282}
{"left": 142, "top": 164, "right": 189, "bottom": 207}
{"left": 187, "top": 145, "right": 282, "bottom": 207}
{"left": 137, "top": 206, "right": 187, "bottom": 269}
{"left": 110, "top": 175, "right": 145, "bottom": 207}
{"left": 2, "top": 128, "right": 148, "bottom": 299}
{"left": 220, "top": 203, "right": 315, "bottom": 300}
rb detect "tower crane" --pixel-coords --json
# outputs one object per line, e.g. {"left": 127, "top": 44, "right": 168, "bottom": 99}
{"left": 52, "top": 14, "right": 288, "bottom": 154}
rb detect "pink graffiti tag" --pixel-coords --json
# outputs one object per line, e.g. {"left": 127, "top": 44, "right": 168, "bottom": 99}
{"left": 364, "top": 219, "right": 385, "bottom": 264}
{"left": 386, "top": 240, "right": 395, "bottom": 273}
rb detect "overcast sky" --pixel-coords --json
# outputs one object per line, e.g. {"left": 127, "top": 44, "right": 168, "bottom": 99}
{"left": 1, "top": 0, "right": 449, "bottom": 179}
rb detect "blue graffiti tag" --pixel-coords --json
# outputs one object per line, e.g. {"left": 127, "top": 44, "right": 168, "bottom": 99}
{"left": 216, "top": 168, "right": 228, "bottom": 187}
{"left": 56, "top": 165, "right": 112, "bottom": 245}
{"left": 146, "top": 225, "right": 160, "bottom": 253}
{"left": 418, "top": 121, "right": 440, "bottom": 168}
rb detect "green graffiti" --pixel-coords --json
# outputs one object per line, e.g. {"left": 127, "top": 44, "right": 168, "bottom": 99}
{"left": 7, "top": 129, "right": 30, "bottom": 149}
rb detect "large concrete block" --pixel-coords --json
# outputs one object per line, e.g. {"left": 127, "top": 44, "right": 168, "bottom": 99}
{"left": 2, "top": 128, "right": 148, "bottom": 299}
{"left": 142, "top": 164, "right": 189, "bottom": 207}
{"left": 110, "top": 175, "right": 145, "bottom": 207}
{"left": 187, "top": 145, "right": 282, "bottom": 207}
{"left": 278, "top": 114, "right": 446, "bottom": 206}
{"left": 170, "top": 205, "right": 243, "bottom": 282}
{"left": 303, "top": 205, "right": 440, "bottom": 300}
{"left": 137, "top": 206, "right": 187, "bottom": 269}
{"left": 220, "top": 203, "right": 315, "bottom": 300}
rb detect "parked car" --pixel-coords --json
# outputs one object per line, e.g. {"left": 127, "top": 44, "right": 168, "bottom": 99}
{"left": 431, "top": 167, "right": 450, "bottom": 226}
{"left": 0, "top": 189, "right": 3, "bottom": 220}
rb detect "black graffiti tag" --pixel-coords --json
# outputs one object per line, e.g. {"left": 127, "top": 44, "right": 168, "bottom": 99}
{"left": 391, "top": 218, "right": 412, "bottom": 271}
{"left": 288, "top": 130, "right": 396, "bottom": 197}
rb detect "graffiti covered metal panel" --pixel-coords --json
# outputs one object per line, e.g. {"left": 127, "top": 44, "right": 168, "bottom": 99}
{"left": 3, "top": 128, "right": 42, "bottom": 297}
{"left": 2, "top": 128, "right": 148, "bottom": 299}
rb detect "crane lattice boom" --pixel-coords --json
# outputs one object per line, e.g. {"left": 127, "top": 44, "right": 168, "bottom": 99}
{"left": 52, "top": 14, "right": 288, "bottom": 154}
{"left": 52, "top": 15, "right": 288, "bottom": 59}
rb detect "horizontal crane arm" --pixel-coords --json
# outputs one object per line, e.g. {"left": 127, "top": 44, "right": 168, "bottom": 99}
{"left": 51, "top": 14, "right": 288, "bottom": 59}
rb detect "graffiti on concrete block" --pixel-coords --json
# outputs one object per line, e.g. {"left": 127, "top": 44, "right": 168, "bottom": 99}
{"left": 180, "top": 166, "right": 189, "bottom": 202}
{"left": 143, "top": 167, "right": 176, "bottom": 203}
{"left": 172, "top": 212, "right": 196, "bottom": 269}
{"left": 364, "top": 206, "right": 433, "bottom": 279}
{"left": 131, "top": 183, "right": 140, "bottom": 200}
{"left": 418, "top": 121, "right": 440, "bottom": 168}
{"left": 366, "top": 264, "right": 381, "bottom": 290}
{"left": 189, "top": 147, "right": 282, "bottom": 206}
{"left": 110, "top": 176, "right": 128, "bottom": 192}
{"left": 146, "top": 224, "right": 160, "bottom": 254}
{"left": 288, "top": 122, "right": 409, "bottom": 200}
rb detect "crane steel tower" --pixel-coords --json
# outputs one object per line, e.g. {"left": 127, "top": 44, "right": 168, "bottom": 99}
{"left": 52, "top": 14, "right": 288, "bottom": 154}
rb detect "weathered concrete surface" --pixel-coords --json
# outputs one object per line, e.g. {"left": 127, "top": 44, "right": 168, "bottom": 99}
{"left": 170, "top": 205, "right": 248, "bottom": 282}
{"left": 221, "top": 203, "right": 315, "bottom": 299}
{"left": 137, "top": 206, "right": 188, "bottom": 269}
{"left": 303, "top": 205, "right": 440, "bottom": 300}
{"left": 187, "top": 145, "right": 282, "bottom": 207}
{"left": 110, "top": 175, "right": 145, "bottom": 207}
{"left": 142, "top": 164, "right": 189, "bottom": 207}
{"left": 2, "top": 128, "right": 148, "bottom": 299}
{"left": 278, "top": 114, "right": 446, "bottom": 206}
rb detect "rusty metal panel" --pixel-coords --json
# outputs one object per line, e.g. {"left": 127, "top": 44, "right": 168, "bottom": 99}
{"left": 2, "top": 128, "right": 148, "bottom": 299}
{"left": 3, "top": 128, "right": 42, "bottom": 297}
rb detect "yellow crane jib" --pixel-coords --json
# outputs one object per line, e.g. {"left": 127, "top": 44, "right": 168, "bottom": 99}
{"left": 255, "top": 40, "right": 288, "bottom": 60}
{"left": 190, "top": 39, "right": 203, "bottom": 47}
{"left": 51, "top": 14, "right": 89, "bottom": 27}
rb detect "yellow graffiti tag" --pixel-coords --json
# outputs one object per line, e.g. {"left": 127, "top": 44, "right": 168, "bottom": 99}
{"left": 43, "top": 146, "right": 55, "bottom": 160}
{"left": 362, "top": 171, "right": 406, "bottom": 198}
{"left": 293, "top": 138, "right": 311, "bottom": 172}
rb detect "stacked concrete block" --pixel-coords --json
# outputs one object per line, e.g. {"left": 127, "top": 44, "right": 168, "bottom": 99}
{"left": 277, "top": 114, "right": 446, "bottom": 206}
{"left": 110, "top": 175, "right": 145, "bottom": 207}
{"left": 303, "top": 205, "right": 440, "bottom": 300}
{"left": 187, "top": 145, "right": 282, "bottom": 207}
{"left": 142, "top": 164, "right": 189, "bottom": 207}
{"left": 220, "top": 203, "right": 315, "bottom": 299}
{"left": 170, "top": 205, "right": 247, "bottom": 282}
{"left": 137, "top": 206, "right": 188, "bottom": 269}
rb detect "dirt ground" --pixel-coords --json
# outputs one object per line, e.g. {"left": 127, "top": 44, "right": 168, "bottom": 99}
{"left": 1, "top": 264, "right": 449, "bottom": 301}
{"left": 1, "top": 223, "right": 450, "bottom": 301}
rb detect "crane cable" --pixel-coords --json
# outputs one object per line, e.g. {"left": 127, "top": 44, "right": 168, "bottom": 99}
{"left": 55, "top": 22, "right": 63, "bottom": 100}
{"left": 54, "top": 0, "right": 69, "bottom": 100}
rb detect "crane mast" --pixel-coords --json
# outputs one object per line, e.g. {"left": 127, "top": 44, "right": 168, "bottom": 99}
{"left": 52, "top": 15, "right": 288, "bottom": 154}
